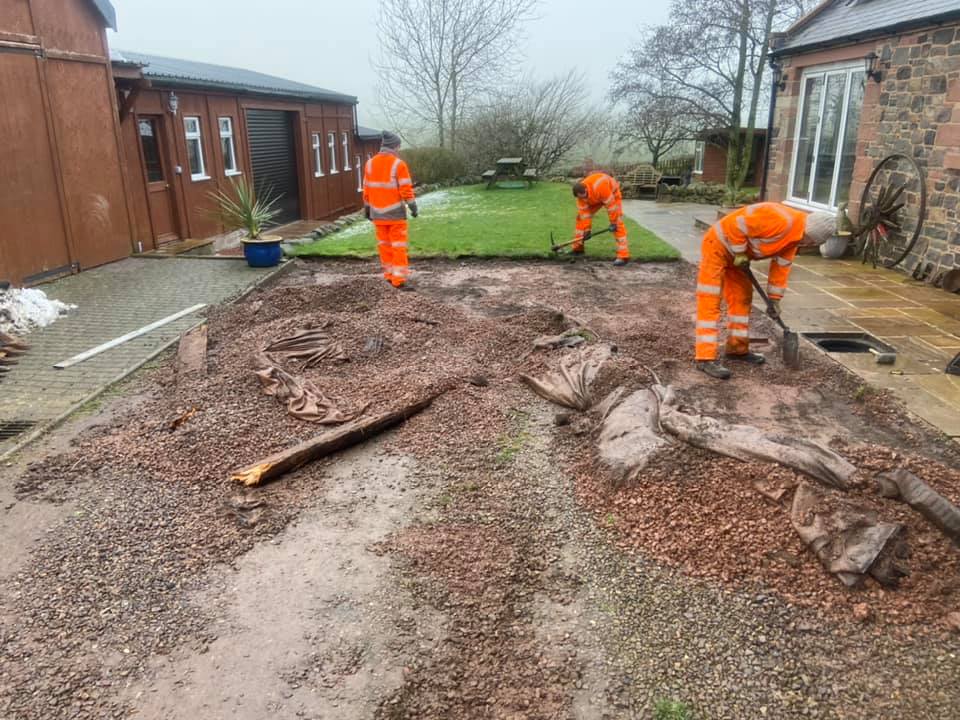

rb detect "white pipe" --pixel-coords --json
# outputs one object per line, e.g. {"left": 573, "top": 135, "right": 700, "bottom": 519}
{"left": 54, "top": 303, "right": 206, "bottom": 369}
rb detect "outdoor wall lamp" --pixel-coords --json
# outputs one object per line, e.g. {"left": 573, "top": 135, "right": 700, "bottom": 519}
{"left": 864, "top": 52, "right": 883, "bottom": 82}
{"left": 167, "top": 91, "right": 179, "bottom": 115}
{"left": 772, "top": 64, "right": 787, "bottom": 92}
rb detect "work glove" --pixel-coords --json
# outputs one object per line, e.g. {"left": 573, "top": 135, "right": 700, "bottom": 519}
{"left": 582, "top": 229, "right": 592, "bottom": 242}
{"left": 409, "top": 202, "right": 419, "bottom": 218}
{"left": 767, "top": 299, "right": 782, "bottom": 320}
{"left": 608, "top": 223, "right": 618, "bottom": 233}
{"left": 363, "top": 206, "right": 370, "bottom": 220}
{"left": 733, "top": 253, "right": 751, "bottom": 269}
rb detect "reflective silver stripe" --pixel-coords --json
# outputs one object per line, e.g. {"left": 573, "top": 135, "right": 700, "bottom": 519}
{"left": 714, "top": 222, "right": 746, "bottom": 254}
{"left": 729, "top": 328, "right": 750, "bottom": 338}
{"left": 696, "top": 320, "right": 718, "bottom": 329}
{"left": 397, "top": 178, "right": 412, "bottom": 186}
{"left": 365, "top": 159, "right": 374, "bottom": 175}
{"left": 370, "top": 200, "right": 404, "bottom": 213}
{"left": 602, "top": 195, "right": 614, "bottom": 204}
{"left": 767, "top": 284, "right": 786, "bottom": 295}
{"left": 697, "top": 283, "right": 721, "bottom": 295}
{"left": 736, "top": 216, "right": 749, "bottom": 235}
{"left": 697, "top": 334, "right": 718, "bottom": 344}
{"left": 728, "top": 314, "right": 751, "bottom": 324}
{"left": 390, "top": 158, "right": 402, "bottom": 182}
{"left": 394, "top": 267, "right": 409, "bottom": 277}
{"left": 391, "top": 241, "right": 408, "bottom": 248}
{"left": 578, "top": 212, "right": 593, "bottom": 220}
{"left": 775, "top": 255, "right": 793, "bottom": 267}
{"left": 365, "top": 180, "right": 397, "bottom": 189}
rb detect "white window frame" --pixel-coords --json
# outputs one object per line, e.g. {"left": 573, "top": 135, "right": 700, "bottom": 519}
{"left": 218, "top": 117, "right": 241, "bottom": 177}
{"left": 342, "top": 132, "right": 351, "bottom": 171}
{"left": 184, "top": 116, "right": 209, "bottom": 181}
{"left": 328, "top": 132, "right": 338, "bottom": 174}
{"left": 787, "top": 61, "right": 865, "bottom": 211}
{"left": 355, "top": 153, "right": 362, "bottom": 192}
{"left": 312, "top": 133, "right": 324, "bottom": 177}
{"left": 693, "top": 141, "right": 705, "bottom": 175}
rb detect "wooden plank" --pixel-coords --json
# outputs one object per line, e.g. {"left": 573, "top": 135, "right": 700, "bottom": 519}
{"left": 54, "top": 303, "right": 206, "bottom": 369}
{"left": 231, "top": 389, "right": 446, "bottom": 486}
{"left": 176, "top": 323, "right": 208, "bottom": 376}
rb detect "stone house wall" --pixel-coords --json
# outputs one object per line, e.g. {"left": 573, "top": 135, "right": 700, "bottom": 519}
{"left": 767, "top": 22, "right": 960, "bottom": 275}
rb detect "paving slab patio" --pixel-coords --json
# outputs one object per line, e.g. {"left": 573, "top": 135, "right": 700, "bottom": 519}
{"left": 0, "top": 257, "right": 281, "bottom": 455}
{"left": 624, "top": 200, "right": 960, "bottom": 439}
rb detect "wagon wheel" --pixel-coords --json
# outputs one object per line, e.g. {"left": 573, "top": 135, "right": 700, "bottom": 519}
{"left": 855, "top": 153, "right": 926, "bottom": 269}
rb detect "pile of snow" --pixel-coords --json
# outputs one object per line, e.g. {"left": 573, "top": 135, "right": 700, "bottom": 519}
{"left": 0, "top": 287, "right": 76, "bottom": 334}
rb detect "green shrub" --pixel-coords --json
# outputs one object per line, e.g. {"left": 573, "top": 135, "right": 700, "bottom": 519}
{"left": 401, "top": 147, "right": 467, "bottom": 185}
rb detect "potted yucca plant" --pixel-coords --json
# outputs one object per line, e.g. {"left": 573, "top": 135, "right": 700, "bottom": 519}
{"left": 209, "top": 178, "right": 282, "bottom": 267}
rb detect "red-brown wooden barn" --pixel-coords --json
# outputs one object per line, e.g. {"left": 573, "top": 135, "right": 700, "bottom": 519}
{"left": 1, "top": 0, "right": 381, "bottom": 285}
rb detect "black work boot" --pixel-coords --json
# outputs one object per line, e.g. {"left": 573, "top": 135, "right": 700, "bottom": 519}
{"left": 613, "top": 258, "right": 629, "bottom": 267}
{"left": 726, "top": 352, "right": 766, "bottom": 365}
{"left": 697, "top": 360, "right": 732, "bottom": 380}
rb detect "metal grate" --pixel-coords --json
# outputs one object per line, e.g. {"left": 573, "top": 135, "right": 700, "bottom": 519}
{"left": 0, "top": 420, "right": 37, "bottom": 441}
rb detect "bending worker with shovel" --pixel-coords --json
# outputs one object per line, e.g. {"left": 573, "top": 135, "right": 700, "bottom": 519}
{"left": 695, "top": 203, "right": 836, "bottom": 379}
{"left": 571, "top": 172, "right": 630, "bottom": 265}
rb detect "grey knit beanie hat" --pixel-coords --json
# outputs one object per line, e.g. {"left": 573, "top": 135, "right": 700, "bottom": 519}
{"left": 381, "top": 131, "right": 402, "bottom": 150}
{"left": 803, "top": 210, "right": 836, "bottom": 246}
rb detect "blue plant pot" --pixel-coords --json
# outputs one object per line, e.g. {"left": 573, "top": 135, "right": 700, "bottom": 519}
{"left": 242, "top": 236, "right": 282, "bottom": 268}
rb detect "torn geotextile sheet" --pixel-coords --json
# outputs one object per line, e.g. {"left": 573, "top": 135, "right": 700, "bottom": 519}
{"left": 263, "top": 325, "right": 348, "bottom": 367}
{"left": 520, "top": 344, "right": 614, "bottom": 411}
{"left": 254, "top": 361, "right": 363, "bottom": 423}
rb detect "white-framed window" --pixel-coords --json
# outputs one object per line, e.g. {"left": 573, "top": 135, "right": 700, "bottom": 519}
{"left": 219, "top": 117, "right": 240, "bottom": 176}
{"left": 328, "top": 132, "right": 338, "bottom": 174}
{"left": 342, "top": 132, "right": 351, "bottom": 171}
{"left": 693, "top": 141, "right": 705, "bottom": 175}
{"left": 312, "top": 133, "right": 324, "bottom": 177}
{"left": 184, "top": 116, "right": 208, "bottom": 181}
{"left": 788, "top": 62, "right": 865, "bottom": 210}
{"left": 355, "top": 154, "right": 362, "bottom": 192}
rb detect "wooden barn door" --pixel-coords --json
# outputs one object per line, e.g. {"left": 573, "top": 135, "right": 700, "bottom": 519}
{"left": 136, "top": 115, "right": 180, "bottom": 244}
{"left": 246, "top": 109, "right": 301, "bottom": 225}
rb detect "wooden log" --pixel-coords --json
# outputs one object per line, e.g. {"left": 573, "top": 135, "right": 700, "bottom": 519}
{"left": 230, "top": 389, "right": 446, "bottom": 486}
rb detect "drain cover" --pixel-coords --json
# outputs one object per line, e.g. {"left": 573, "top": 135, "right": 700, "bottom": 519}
{"left": 0, "top": 420, "right": 37, "bottom": 442}
{"left": 802, "top": 331, "right": 896, "bottom": 355}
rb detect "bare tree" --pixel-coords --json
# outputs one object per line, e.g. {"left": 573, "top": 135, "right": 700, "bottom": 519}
{"left": 376, "top": 0, "right": 537, "bottom": 150}
{"left": 612, "top": 0, "right": 813, "bottom": 192}
{"left": 610, "top": 75, "right": 696, "bottom": 166}
{"left": 458, "top": 71, "right": 593, "bottom": 173}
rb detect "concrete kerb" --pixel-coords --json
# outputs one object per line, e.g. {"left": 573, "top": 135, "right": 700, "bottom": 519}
{"left": 0, "top": 258, "right": 297, "bottom": 463}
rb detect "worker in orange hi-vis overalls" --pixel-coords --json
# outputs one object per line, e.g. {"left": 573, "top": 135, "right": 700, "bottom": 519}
{"left": 363, "top": 131, "right": 418, "bottom": 290}
{"left": 572, "top": 172, "right": 629, "bottom": 266}
{"left": 696, "top": 203, "right": 837, "bottom": 380}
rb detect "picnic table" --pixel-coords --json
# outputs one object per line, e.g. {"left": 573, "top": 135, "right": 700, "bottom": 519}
{"left": 482, "top": 157, "right": 539, "bottom": 189}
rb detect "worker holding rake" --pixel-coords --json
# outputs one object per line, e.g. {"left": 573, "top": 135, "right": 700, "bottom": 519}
{"left": 695, "top": 203, "right": 836, "bottom": 379}
{"left": 571, "top": 172, "right": 629, "bottom": 265}
{"left": 363, "top": 131, "right": 419, "bottom": 291}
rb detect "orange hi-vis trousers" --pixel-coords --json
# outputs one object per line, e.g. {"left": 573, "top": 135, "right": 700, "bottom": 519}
{"left": 695, "top": 229, "right": 753, "bottom": 361}
{"left": 375, "top": 221, "right": 409, "bottom": 287}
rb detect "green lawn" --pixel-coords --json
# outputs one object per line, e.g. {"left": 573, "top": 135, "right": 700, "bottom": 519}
{"left": 288, "top": 183, "right": 680, "bottom": 261}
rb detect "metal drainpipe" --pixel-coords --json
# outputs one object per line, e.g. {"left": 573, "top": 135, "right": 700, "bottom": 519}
{"left": 759, "top": 60, "right": 782, "bottom": 202}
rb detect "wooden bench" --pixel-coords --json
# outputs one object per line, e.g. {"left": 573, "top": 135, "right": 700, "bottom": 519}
{"left": 618, "top": 164, "right": 662, "bottom": 198}
{"left": 522, "top": 168, "right": 539, "bottom": 187}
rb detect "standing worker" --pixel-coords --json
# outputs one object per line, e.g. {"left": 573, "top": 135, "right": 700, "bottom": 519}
{"left": 695, "top": 203, "right": 836, "bottom": 379}
{"left": 571, "top": 172, "right": 630, "bottom": 266}
{"left": 363, "top": 131, "right": 419, "bottom": 291}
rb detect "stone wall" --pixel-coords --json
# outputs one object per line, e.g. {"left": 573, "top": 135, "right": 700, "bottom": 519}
{"left": 768, "top": 22, "right": 960, "bottom": 277}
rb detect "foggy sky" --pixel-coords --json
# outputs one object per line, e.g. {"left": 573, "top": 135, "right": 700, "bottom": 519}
{"left": 107, "top": 0, "right": 671, "bottom": 128}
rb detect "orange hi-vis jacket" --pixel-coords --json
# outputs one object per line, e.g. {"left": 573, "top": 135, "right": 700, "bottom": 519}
{"left": 363, "top": 150, "right": 415, "bottom": 224}
{"left": 708, "top": 202, "right": 809, "bottom": 300}
{"left": 574, "top": 173, "right": 624, "bottom": 238}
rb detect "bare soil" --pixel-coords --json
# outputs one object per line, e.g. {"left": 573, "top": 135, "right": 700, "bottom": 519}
{"left": 1, "top": 257, "right": 958, "bottom": 720}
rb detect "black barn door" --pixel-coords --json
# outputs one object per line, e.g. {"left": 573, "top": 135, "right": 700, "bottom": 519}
{"left": 246, "top": 109, "right": 300, "bottom": 225}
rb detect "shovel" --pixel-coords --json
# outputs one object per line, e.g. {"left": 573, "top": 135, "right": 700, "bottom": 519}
{"left": 743, "top": 266, "right": 801, "bottom": 370}
{"left": 550, "top": 226, "right": 612, "bottom": 253}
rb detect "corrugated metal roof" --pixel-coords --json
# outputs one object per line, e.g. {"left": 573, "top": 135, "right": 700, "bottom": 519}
{"left": 88, "top": 0, "right": 117, "bottom": 30}
{"left": 775, "top": 0, "right": 960, "bottom": 55}
{"left": 112, "top": 51, "right": 357, "bottom": 105}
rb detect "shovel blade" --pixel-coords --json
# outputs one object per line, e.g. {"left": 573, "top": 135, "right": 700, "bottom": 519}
{"left": 782, "top": 331, "right": 801, "bottom": 370}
